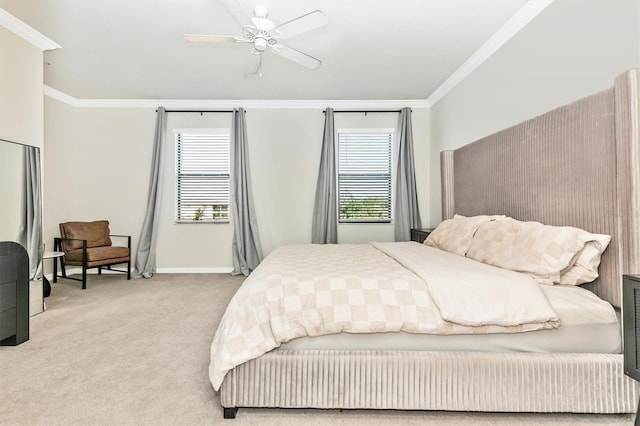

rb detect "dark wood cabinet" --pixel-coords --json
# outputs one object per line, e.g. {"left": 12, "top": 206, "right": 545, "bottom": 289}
{"left": 410, "top": 228, "right": 434, "bottom": 243}
{"left": 0, "top": 241, "right": 29, "bottom": 346}
{"left": 622, "top": 274, "right": 640, "bottom": 420}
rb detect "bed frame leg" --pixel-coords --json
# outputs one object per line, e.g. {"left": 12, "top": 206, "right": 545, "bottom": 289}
{"left": 223, "top": 407, "right": 238, "bottom": 419}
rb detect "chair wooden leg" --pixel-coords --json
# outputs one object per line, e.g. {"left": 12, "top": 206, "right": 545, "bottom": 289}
{"left": 61, "top": 258, "right": 67, "bottom": 278}
{"left": 54, "top": 238, "right": 65, "bottom": 280}
{"left": 81, "top": 241, "right": 87, "bottom": 289}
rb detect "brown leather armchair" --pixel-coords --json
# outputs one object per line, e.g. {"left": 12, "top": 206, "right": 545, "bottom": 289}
{"left": 54, "top": 220, "right": 130, "bottom": 289}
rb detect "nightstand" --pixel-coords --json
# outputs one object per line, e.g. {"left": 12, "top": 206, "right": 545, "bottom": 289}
{"left": 410, "top": 228, "right": 434, "bottom": 243}
{"left": 622, "top": 274, "right": 640, "bottom": 422}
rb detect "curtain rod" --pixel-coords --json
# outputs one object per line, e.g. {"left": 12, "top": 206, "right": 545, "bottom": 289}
{"left": 155, "top": 109, "right": 235, "bottom": 113}
{"left": 322, "top": 109, "right": 408, "bottom": 114}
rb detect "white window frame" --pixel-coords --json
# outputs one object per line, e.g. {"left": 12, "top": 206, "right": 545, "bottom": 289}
{"left": 336, "top": 128, "right": 394, "bottom": 224}
{"left": 174, "top": 128, "right": 230, "bottom": 224}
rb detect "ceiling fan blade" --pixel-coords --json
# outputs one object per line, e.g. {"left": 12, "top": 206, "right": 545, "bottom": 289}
{"left": 271, "top": 43, "right": 321, "bottom": 69}
{"left": 182, "top": 34, "right": 243, "bottom": 43}
{"left": 273, "top": 10, "right": 327, "bottom": 39}
{"left": 218, "top": 0, "right": 253, "bottom": 28}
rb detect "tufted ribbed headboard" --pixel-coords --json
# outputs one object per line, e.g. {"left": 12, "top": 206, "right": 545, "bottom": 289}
{"left": 440, "top": 69, "right": 640, "bottom": 308}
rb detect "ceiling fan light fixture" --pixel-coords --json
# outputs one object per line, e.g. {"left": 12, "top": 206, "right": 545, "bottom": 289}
{"left": 254, "top": 37, "right": 267, "bottom": 52}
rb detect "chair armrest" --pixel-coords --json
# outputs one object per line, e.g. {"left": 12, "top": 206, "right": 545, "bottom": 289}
{"left": 54, "top": 237, "right": 88, "bottom": 259}
{"left": 55, "top": 236, "right": 88, "bottom": 247}
{"left": 109, "top": 234, "right": 131, "bottom": 249}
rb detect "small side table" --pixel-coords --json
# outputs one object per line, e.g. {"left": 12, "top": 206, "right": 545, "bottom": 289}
{"left": 42, "top": 251, "right": 64, "bottom": 297}
{"left": 410, "top": 228, "right": 434, "bottom": 243}
{"left": 622, "top": 274, "right": 640, "bottom": 423}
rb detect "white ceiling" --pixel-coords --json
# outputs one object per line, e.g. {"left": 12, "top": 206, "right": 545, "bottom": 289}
{"left": 1, "top": 0, "right": 534, "bottom": 101}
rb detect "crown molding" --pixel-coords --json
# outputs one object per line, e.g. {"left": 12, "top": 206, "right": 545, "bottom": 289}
{"left": 44, "top": 86, "right": 431, "bottom": 109}
{"left": 427, "top": 0, "right": 553, "bottom": 106}
{"left": 0, "top": 8, "right": 60, "bottom": 51}
{"left": 44, "top": 85, "right": 77, "bottom": 105}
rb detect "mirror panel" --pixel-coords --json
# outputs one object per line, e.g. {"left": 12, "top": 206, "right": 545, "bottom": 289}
{"left": 0, "top": 138, "right": 43, "bottom": 278}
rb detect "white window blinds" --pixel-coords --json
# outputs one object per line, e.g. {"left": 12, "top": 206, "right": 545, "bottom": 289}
{"left": 175, "top": 130, "right": 230, "bottom": 222}
{"left": 338, "top": 131, "right": 392, "bottom": 223}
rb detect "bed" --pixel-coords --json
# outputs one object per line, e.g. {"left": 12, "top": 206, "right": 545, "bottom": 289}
{"left": 214, "top": 69, "right": 640, "bottom": 418}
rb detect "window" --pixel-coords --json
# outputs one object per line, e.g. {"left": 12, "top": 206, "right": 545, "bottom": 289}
{"left": 337, "top": 130, "right": 393, "bottom": 223}
{"left": 175, "top": 129, "right": 230, "bottom": 223}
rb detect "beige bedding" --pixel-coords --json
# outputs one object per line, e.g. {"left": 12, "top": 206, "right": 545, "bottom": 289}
{"left": 281, "top": 284, "right": 620, "bottom": 353}
{"left": 209, "top": 242, "right": 560, "bottom": 390}
{"left": 373, "top": 242, "right": 560, "bottom": 327}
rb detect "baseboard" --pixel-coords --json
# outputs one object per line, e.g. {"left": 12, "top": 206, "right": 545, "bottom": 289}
{"left": 29, "top": 280, "right": 44, "bottom": 316}
{"left": 156, "top": 267, "right": 234, "bottom": 274}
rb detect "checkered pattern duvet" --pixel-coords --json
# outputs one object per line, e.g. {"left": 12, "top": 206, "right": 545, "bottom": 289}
{"left": 209, "top": 242, "right": 559, "bottom": 390}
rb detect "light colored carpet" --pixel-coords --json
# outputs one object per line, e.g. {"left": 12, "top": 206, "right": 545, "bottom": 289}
{"left": 0, "top": 273, "right": 635, "bottom": 425}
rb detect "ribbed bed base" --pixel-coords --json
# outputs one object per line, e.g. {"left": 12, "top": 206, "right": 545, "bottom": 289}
{"left": 220, "top": 350, "right": 639, "bottom": 415}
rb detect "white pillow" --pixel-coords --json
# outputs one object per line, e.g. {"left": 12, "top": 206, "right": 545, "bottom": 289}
{"left": 424, "top": 214, "right": 504, "bottom": 256}
{"left": 467, "top": 217, "right": 610, "bottom": 285}
{"left": 558, "top": 234, "right": 611, "bottom": 285}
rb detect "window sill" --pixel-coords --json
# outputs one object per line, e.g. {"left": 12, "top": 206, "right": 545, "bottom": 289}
{"left": 174, "top": 220, "right": 230, "bottom": 224}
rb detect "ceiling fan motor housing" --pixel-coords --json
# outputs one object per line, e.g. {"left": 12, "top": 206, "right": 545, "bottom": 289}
{"left": 253, "top": 5, "right": 269, "bottom": 19}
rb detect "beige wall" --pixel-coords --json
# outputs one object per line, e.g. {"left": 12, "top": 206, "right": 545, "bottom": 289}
{"left": 0, "top": 24, "right": 43, "bottom": 238}
{"left": 43, "top": 100, "right": 430, "bottom": 272}
{"left": 42, "top": 100, "right": 154, "bottom": 267}
{"left": 1, "top": 20, "right": 46, "bottom": 313}
{"left": 0, "top": 142, "right": 22, "bottom": 241}
{"left": 0, "top": 23, "right": 44, "bottom": 239}
{"left": 429, "top": 0, "right": 640, "bottom": 224}
{"left": 0, "top": 26, "right": 43, "bottom": 148}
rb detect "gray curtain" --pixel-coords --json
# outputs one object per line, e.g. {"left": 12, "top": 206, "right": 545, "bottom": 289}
{"left": 17, "top": 146, "right": 42, "bottom": 279}
{"left": 394, "top": 107, "right": 422, "bottom": 241}
{"left": 135, "top": 106, "right": 167, "bottom": 278}
{"left": 311, "top": 108, "right": 337, "bottom": 244}
{"left": 231, "top": 108, "right": 263, "bottom": 276}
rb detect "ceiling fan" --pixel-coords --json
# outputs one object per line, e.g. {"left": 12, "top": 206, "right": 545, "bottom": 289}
{"left": 182, "top": 0, "right": 328, "bottom": 76}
